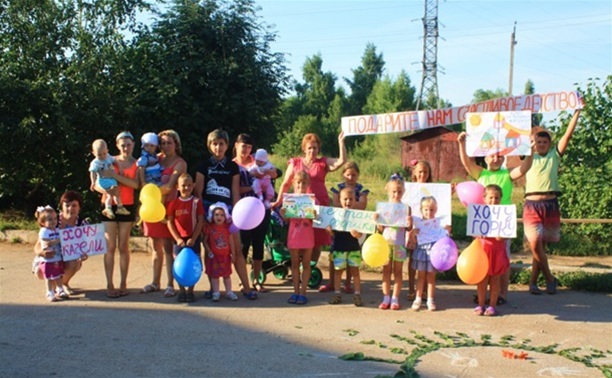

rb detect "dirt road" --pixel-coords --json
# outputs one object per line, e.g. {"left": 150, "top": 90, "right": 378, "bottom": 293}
{"left": 1, "top": 242, "right": 610, "bottom": 377}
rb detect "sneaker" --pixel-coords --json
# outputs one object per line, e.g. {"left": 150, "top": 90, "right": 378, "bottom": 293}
{"left": 329, "top": 293, "right": 342, "bottom": 305}
{"left": 56, "top": 290, "right": 69, "bottom": 300}
{"left": 378, "top": 301, "right": 390, "bottom": 310}
{"left": 390, "top": 298, "right": 400, "bottom": 310}
{"left": 204, "top": 290, "right": 213, "bottom": 299}
{"left": 115, "top": 206, "right": 131, "bottom": 215}
{"left": 353, "top": 294, "right": 363, "bottom": 307}
{"left": 46, "top": 293, "right": 58, "bottom": 302}
{"left": 212, "top": 292, "right": 221, "bottom": 302}
{"left": 102, "top": 208, "right": 115, "bottom": 219}
{"left": 411, "top": 298, "right": 422, "bottom": 311}
{"left": 529, "top": 284, "right": 542, "bottom": 295}
{"left": 225, "top": 291, "right": 238, "bottom": 301}
{"left": 426, "top": 299, "right": 437, "bottom": 311}
{"left": 546, "top": 278, "right": 558, "bottom": 294}
{"left": 186, "top": 292, "right": 195, "bottom": 303}
{"left": 177, "top": 291, "right": 187, "bottom": 302}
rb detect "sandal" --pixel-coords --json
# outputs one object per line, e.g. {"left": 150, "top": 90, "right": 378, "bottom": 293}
{"left": 177, "top": 291, "right": 187, "bottom": 302}
{"left": 140, "top": 283, "right": 160, "bottom": 294}
{"left": 474, "top": 306, "right": 484, "bottom": 316}
{"left": 288, "top": 294, "right": 299, "bottom": 304}
{"left": 484, "top": 306, "right": 497, "bottom": 316}
{"left": 252, "top": 281, "right": 267, "bottom": 293}
{"left": 242, "top": 289, "right": 258, "bottom": 300}
{"left": 329, "top": 294, "right": 342, "bottom": 304}
{"left": 318, "top": 284, "right": 333, "bottom": 293}
{"left": 379, "top": 301, "right": 390, "bottom": 310}
{"left": 106, "top": 290, "right": 121, "bottom": 299}
{"left": 163, "top": 286, "right": 176, "bottom": 297}
{"left": 529, "top": 284, "right": 542, "bottom": 295}
{"left": 411, "top": 298, "right": 422, "bottom": 311}
{"left": 296, "top": 295, "right": 308, "bottom": 305}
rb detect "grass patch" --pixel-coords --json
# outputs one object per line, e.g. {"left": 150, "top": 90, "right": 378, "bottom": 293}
{"left": 511, "top": 269, "right": 612, "bottom": 293}
{"left": 0, "top": 210, "right": 37, "bottom": 232}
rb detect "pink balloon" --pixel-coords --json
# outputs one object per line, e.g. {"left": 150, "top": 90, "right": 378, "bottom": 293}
{"left": 430, "top": 237, "right": 458, "bottom": 272}
{"left": 456, "top": 181, "right": 485, "bottom": 207}
{"left": 232, "top": 197, "right": 265, "bottom": 230}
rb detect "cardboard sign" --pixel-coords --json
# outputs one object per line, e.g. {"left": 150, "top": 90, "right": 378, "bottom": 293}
{"left": 402, "top": 183, "right": 452, "bottom": 227}
{"left": 375, "top": 202, "right": 409, "bottom": 227}
{"left": 467, "top": 204, "right": 517, "bottom": 238}
{"left": 282, "top": 194, "right": 316, "bottom": 219}
{"left": 341, "top": 90, "right": 582, "bottom": 136}
{"left": 313, "top": 206, "right": 376, "bottom": 234}
{"left": 465, "top": 111, "right": 532, "bottom": 157}
{"left": 60, "top": 223, "right": 107, "bottom": 261}
{"left": 413, "top": 217, "right": 448, "bottom": 245}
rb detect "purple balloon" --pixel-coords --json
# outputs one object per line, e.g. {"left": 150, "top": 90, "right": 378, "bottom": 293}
{"left": 430, "top": 237, "right": 458, "bottom": 272}
{"left": 229, "top": 222, "right": 240, "bottom": 234}
{"left": 232, "top": 197, "right": 265, "bottom": 230}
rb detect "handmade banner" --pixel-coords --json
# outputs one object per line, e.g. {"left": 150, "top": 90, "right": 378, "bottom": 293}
{"left": 375, "top": 202, "right": 409, "bottom": 227}
{"left": 402, "top": 183, "right": 452, "bottom": 227}
{"left": 465, "top": 111, "right": 532, "bottom": 157}
{"left": 60, "top": 223, "right": 107, "bottom": 261}
{"left": 282, "top": 194, "right": 316, "bottom": 219}
{"left": 467, "top": 204, "right": 517, "bottom": 238}
{"left": 341, "top": 90, "right": 582, "bottom": 136}
{"left": 313, "top": 206, "right": 376, "bottom": 234}
{"left": 413, "top": 217, "right": 449, "bottom": 245}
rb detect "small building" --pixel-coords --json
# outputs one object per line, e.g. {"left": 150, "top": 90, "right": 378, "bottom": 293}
{"left": 400, "top": 127, "right": 525, "bottom": 186}
{"left": 400, "top": 127, "right": 466, "bottom": 183}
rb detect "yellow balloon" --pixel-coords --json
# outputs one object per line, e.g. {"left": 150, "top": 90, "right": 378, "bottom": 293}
{"left": 139, "top": 202, "right": 166, "bottom": 223}
{"left": 362, "top": 233, "right": 389, "bottom": 268}
{"left": 456, "top": 239, "right": 489, "bottom": 284}
{"left": 140, "top": 183, "right": 162, "bottom": 202}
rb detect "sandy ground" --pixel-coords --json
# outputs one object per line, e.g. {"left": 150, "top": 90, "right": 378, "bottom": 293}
{"left": 0, "top": 241, "right": 611, "bottom": 377}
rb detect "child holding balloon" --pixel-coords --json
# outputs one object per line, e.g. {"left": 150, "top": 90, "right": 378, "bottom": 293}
{"left": 410, "top": 196, "right": 450, "bottom": 311}
{"left": 326, "top": 187, "right": 364, "bottom": 306}
{"left": 203, "top": 202, "right": 238, "bottom": 302}
{"left": 166, "top": 173, "right": 205, "bottom": 303}
{"left": 376, "top": 173, "right": 412, "bottom": 310}
{"left": 474, "top": 185, "right": 510, "bottom": 316}
{"left": 281, "top": 170, "right": 316, "bottom": 305}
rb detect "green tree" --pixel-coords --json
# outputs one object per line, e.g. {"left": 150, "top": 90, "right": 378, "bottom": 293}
{"left": 472, "top": 88, "right": 508, "bottom": 103}
{"left": 0, "top": 0, "right": 149, "bottom": 212}
{"left": 345, "top": 43, "right": 385, "bottom": 116}
{"left": 552, "top": 76, "right": 612, "bottom": 254}
{"left": 126, "top": 0, "right": 289, "bottom": 165}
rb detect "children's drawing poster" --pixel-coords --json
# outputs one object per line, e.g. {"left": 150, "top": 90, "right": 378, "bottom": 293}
{"left": 314, "top": 206, "right": 376, "bottom": 234}
{"left": 402, "top": 183, "right": 452, "bottom": 226}
{"left": 282, "top": 194, "right": 316, "bottom": 219}
{"left": 467, "top": 204, "right": 517, "bottom": 238}
{"left": 465, "top": 111, "right": 532, "bottom": 157}
{"left": 60, "top": 223, "right": 107, "bottom": 261}
{"left": 375, "top": 202, "right": 409, "bottom": 227}
{"left": 412, "top": 217, "right": 448, "bottom": 245}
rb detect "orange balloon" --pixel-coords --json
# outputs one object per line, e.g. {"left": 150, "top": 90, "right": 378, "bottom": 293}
{"left": 456, "top": 239, "right": 489, "bottom": 284}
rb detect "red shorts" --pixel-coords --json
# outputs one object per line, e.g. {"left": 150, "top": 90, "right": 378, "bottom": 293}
{"left": 523, "top": 198, "right": 561, "bottom": 243}
{"left": 40, "top": 261, "right": 64, "bottom": 280}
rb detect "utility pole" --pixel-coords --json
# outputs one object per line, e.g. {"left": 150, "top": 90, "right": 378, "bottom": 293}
{"left": 416, "top": 0, "right": 440, "bottom": 110}
{"left": 508, "top": 22, "right": 517, "bottom": 95}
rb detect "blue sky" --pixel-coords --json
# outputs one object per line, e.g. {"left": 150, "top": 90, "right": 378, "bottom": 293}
{"left": 255, "top": 0, "right": 611, "bottom": 110}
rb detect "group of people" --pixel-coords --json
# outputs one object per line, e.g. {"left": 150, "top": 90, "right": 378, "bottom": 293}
{"left": 33, "top": 105, "right": 582, "bottom": 316}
